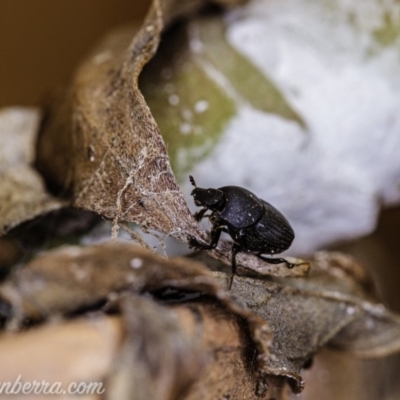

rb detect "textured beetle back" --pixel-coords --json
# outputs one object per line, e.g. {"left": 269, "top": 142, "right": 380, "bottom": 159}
{"left": 218, "top": 186, "right": 264, "bottom": 229}
{"left": 254, "top": 200, "right": 294, "bottom": 252}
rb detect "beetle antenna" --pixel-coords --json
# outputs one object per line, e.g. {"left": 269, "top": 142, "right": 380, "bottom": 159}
{"left": 189, "top": 175, "right": 197, "bottom": 187}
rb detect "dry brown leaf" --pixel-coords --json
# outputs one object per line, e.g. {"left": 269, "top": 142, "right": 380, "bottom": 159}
{"left": 0, "top": 242, "right": 289, "bottom": 399}
{"left": 105, "top": 295, "right": 203, "bottom": 400}
{"left": 110, "top": 296, "right": 288, "bottom": 400}
{"left": 35, "top": 0, "right": 235, "bottom": 238}
{"left": 209, "top": 251, "right": 400, "bottom": 393}
{"left": 34, "top": 0, "right": 308, "bottom": 279}
{"left": 301, "top": 348, "right": 400, "bottom": 400}
{"left": 0, "top": 301, "right": 202, "bottom": 400}
{"left": 0, "top": 243, "right": 397, "bottom": 395}
{"left": 0, "top": 243, "right": 271, "bottom": 386}
{"left": 173, "top": 301, "right": 292, "bottom": 400}
{"left": 0, "top": 295, "right": 290, "bottom": 400}
{"left": 0, "top": 243, "right": 255, "bottom": 327}
{"left": 0, "top": 108, "right": 64, "bottom": 234}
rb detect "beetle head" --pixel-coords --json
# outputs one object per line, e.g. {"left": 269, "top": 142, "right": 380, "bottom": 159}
{"left": 191, "top": 187, "right": 225, "bottom": 210}
{"left": 189, "top": 176, "right": 224, "bottom": 210}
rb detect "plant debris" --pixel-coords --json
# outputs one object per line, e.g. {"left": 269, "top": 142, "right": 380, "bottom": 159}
{"left": 0, "top": 244, "right": 399, "bottom": 396}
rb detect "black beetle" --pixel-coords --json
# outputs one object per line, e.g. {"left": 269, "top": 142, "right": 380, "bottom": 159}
{"left": 188, "top": 176, "right": 296, "bottom": 277}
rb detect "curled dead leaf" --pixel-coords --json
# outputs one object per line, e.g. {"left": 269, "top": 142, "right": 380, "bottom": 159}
{"left": 105, "top": 295, "right": 203, "bottom": 400}
{"left": 0, "top": 295, "right": 289, "bottom": 400}
{"left": 34, "top": 0, "right": 307, "bottom": 279}
{"left": 0, "top": 243, "right": 398, "bottom": 395}
{"left": 0, "top": 242, "right": 289, "bottom": 399}
{"left": 210, "top": 251, "right": 400, "bottom": 393}
{"left": 35, "top": 0, "right": 230, "bottom": 239}
{"left": 0, "top": 243, "right": 271, "bottom": 386}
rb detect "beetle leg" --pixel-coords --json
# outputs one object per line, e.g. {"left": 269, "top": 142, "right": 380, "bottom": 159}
{"left": 193, "top": 208, "right": 207, "bottom": 221}
{"left": 229, "top": 243, "right": 241, "bottom": 289}
{"left": 257, "top": 254, "right": 295, "bottom": 269}
{"left": 231, "top": 243, "right": 241, "bottom": 275}
{"left": 188, "top": 224, "right": 223, "bottom": 250}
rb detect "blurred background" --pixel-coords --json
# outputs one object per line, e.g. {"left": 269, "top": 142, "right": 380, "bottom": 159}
{"left": 0, "top": 0, "right": 150, "bottom": 106}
